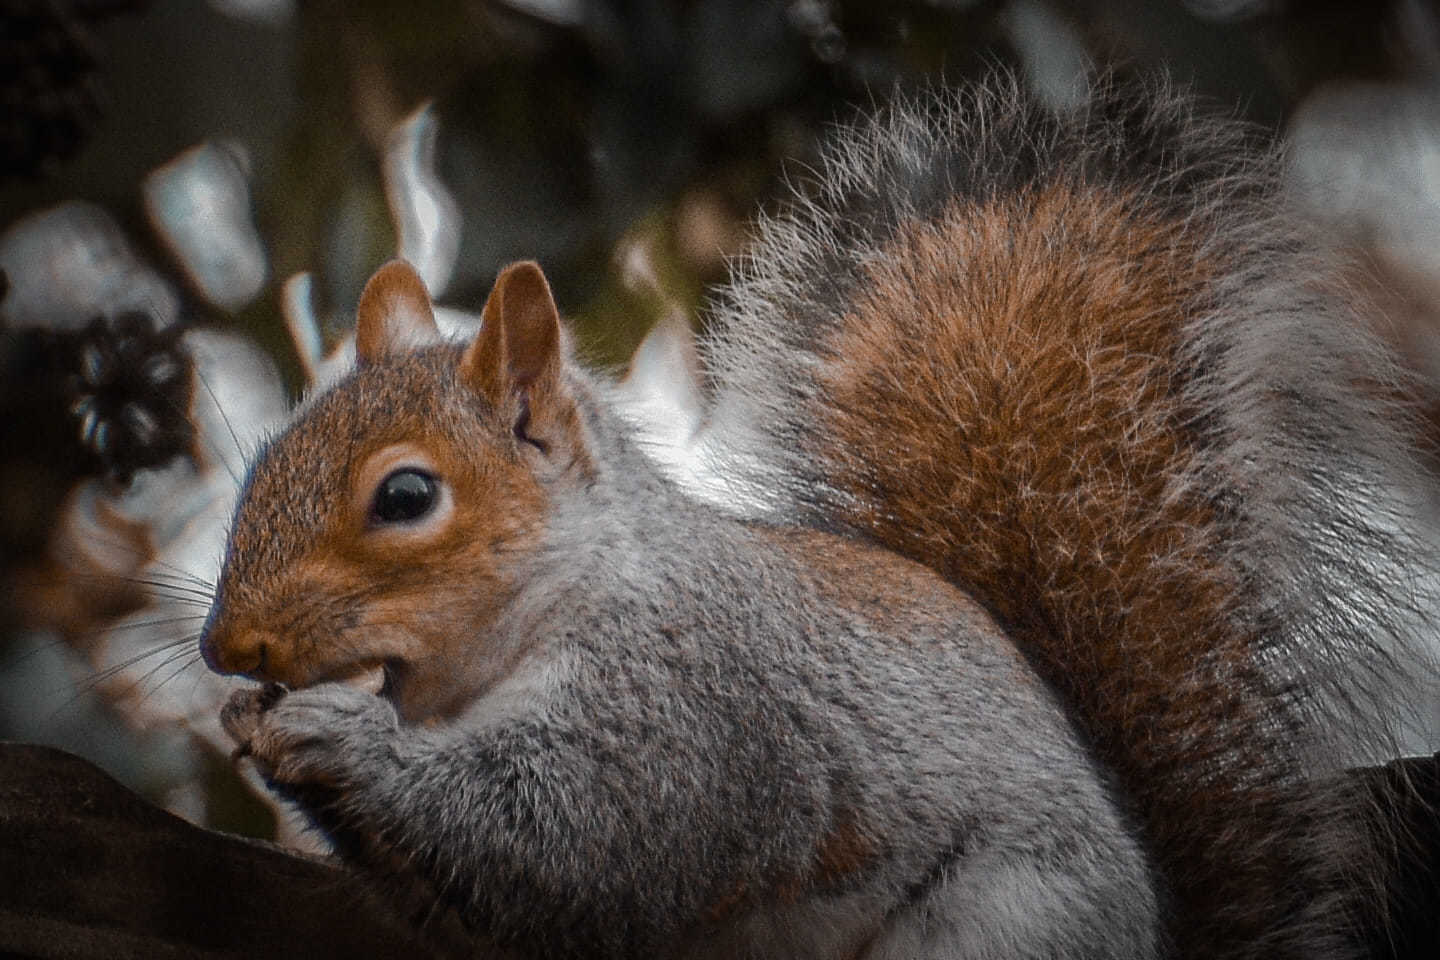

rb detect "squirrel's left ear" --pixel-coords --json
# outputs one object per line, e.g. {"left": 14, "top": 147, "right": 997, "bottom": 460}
{"left": 355, "top": 260, "right": 440, "bottom": 365}
{"left": 461, "top": 260, "right": 564, "bottom": 417}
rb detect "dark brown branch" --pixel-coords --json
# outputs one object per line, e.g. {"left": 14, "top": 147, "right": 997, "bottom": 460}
{"left": 0, "top": 742, "right": 451, "bottom": 959}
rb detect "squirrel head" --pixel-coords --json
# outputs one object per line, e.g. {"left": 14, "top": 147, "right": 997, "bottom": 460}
{"left": 201, "top": 259, "right": 592, "bottom": 721}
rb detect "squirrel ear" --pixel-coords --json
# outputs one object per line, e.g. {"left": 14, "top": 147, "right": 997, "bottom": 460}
{"left": 355, "top": 260, "right": 440, "bottom": 365}
{"left": 460, "top": 261, "right": 562, "bottom": 411}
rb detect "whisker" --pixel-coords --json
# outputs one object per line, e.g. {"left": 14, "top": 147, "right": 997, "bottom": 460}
{"left": 194, "top": 368, "right": 245, "bottom": 485}
{"left": 0, "top": 632, "right": 86, "bottom": 672}
{"left": 145, "top": 555, "right": 217, "bottom": 593}
{"left": 145, "top": 651, "right": 208, "bottom": 703}
{"left": 75, "top": 635, "right": 201, "bottom": 693}
{"left": 111, "top": 575, "right": 215, "bottom": 605}
{"left": 101, "top": 613, "right": 209, "bottom": 634}
{"left": 80, "top": 644, "right": 203, "bottom": 710}
{"left": 58, "top": 525, "right": 152, "bottom": 564}
{"left": 52, "top": 567, "right": 214, "bottom": 604}
{"left": 56, "top": 513, "right": 215, "bottom": 594}
{"left": 174, "top": 653, "right": 224, "bottom": 704}
{"left": 43, "top": 633, "right": 200, "bottom": 720}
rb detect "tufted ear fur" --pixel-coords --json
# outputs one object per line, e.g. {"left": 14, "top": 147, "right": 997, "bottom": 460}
{"left": 355, "top": 260, "right": 440, "bottom": 364}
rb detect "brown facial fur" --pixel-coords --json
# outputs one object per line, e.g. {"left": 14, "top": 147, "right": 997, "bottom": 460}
{"left": 205, "top": 348, "right": 551, "bottom": 722}
{"left": 206, "top": 260, "right": 593, "bottom": 723}
{"left": 814, "top": 184, "right": 1293, "bottom": 955}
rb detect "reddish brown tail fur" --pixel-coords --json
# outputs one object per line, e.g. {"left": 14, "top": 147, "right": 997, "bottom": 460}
{"left": 814, "top": 182, "right": 1304, "bottom": 957}
{"left": 698, "top": 75, "right": 1434, "bottom": 958}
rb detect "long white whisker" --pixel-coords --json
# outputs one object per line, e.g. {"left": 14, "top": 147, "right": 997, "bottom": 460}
{"left": 193, "top": 368, "right": 245, "bottom": 485}
{"left": 101, "top": 613, "right": 209, "bottom": 634}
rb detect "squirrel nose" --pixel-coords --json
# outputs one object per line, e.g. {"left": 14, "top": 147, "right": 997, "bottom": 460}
{"left": 200, "top": 619, "right": 276, "bottom": 677}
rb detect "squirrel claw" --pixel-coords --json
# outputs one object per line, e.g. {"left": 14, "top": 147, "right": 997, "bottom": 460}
{"left": 221, "top": 683, "right": 288, "bottom": 749}
{"left": 258, "top": 681, "right": 289, "bottom": 709}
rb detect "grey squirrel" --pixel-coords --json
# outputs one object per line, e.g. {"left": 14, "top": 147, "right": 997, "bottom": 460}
{"left": 201, "top": 75, "right": 1437, "bottom": 959}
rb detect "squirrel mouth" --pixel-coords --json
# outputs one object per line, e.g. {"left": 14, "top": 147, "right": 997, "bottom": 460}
{"left": 325, "top": 659, "right": 400, "bottom": 700}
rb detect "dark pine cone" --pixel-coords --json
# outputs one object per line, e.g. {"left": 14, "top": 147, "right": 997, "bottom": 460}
{"left": 0, "top": 0, "right": 147, "bottom": 178}
{"left": 63, "top": 310, "right": 195, "bottom": 484}
{"left": 2, "top": 308, "right": 195, "bottom": 491}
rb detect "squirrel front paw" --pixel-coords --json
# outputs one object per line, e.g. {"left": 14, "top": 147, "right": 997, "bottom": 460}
{"left": 221, "top": 682, "right": 398, "bottom": 788}
{"left": 220, "top": 682, "right": 287, "bottom": 747}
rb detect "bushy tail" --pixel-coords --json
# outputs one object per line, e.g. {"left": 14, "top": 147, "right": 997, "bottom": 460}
{"left": 699, "top": 74, "right": 1438, "bottom": 959}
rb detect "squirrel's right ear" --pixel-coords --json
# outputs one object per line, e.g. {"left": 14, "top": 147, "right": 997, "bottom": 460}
{"left": 460, "top": 261, "right": 563, "bottom": 413}
{"left": 355, "top": 260, "right": 440, "bottom": 365}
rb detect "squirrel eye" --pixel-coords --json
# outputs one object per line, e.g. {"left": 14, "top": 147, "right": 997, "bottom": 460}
{"left": 371, "top": 469, "right": 438, "bottom": 524}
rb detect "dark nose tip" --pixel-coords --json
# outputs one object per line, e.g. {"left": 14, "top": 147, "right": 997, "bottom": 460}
{"left": 199, "top": 607, "right": 270, "bottom": 677}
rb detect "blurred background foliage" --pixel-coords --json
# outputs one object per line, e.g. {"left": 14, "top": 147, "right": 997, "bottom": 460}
{"left": 3, "top": 0, "right": 1440, "bottom": 839}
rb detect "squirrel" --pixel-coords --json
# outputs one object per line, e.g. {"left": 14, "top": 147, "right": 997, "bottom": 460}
{"left": 201, "top": 74, "right": 1438, "bottom": 960}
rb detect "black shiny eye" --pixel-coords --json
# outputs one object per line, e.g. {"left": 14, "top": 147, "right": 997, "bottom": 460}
{"left": 371, "top": 469, "right": 438, "bottom": 524}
